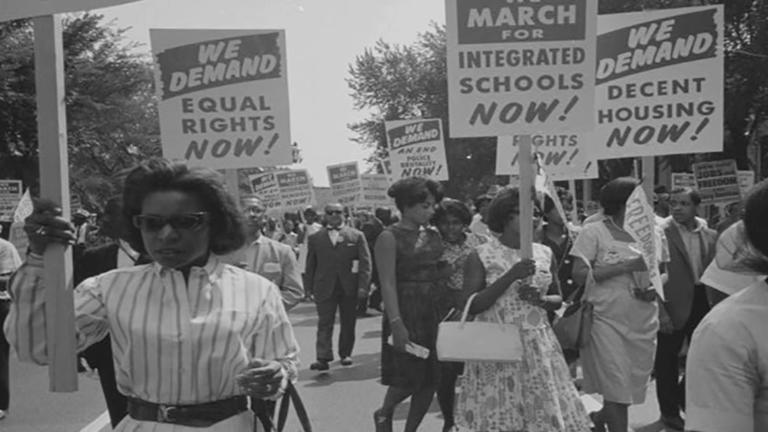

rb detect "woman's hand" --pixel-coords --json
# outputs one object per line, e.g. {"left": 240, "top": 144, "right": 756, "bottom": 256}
{"left": 24, "top": 199, "right": 76, "bottom": 255}
{"left": 517, "top": 283, "right": 543, "bottom": 306}
{"left": 506, "top": 258, "right": 536, "bottom": 281}
{"left": 390, "top": 319, "right": 410, "bottom": 352}
{"left": 623, "top": 256, "right": 647, "bottom": 272}
{"left": 236, "top": 359, "right": 286, "bottom": 399}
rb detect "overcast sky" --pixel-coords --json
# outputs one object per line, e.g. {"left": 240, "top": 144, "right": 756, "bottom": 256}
{"left": 99, "top": 0, "right": 446, "bottom": 185}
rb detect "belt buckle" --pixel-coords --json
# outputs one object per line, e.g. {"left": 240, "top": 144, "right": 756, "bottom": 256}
{"left": 157, "top": 404, "right": 178, "bottom": 423}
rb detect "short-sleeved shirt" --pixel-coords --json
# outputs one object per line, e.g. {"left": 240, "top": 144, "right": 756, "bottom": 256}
{"left": 685, "top": 279, "right": 768, "bottom": 432}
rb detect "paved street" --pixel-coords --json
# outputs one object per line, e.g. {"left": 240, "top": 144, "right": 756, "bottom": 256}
{"left": 5, "top": 301, "right": 679, "bottom": 431}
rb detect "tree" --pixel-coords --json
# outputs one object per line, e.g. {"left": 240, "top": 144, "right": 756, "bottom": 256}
{"left": 348, "top": 0, "right": 768, "bottom": 200}
{"left": 0, "top": 14, "right": 161, "bottom": 211}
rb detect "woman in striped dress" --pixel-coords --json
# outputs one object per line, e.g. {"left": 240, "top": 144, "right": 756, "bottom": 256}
{"left": 5, "top": 159, "right": 300, "bottom": 431}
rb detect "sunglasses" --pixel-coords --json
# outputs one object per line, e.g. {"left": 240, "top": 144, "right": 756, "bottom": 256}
{"left": 326, "top": 210, "right": 343, "bottom": 215}
{"left": 132, "top": 212, "right": 210, "bottom": 232}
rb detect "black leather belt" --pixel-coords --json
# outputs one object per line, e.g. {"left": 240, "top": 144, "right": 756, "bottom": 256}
{"left": 127, "top": 396, "right": 248, "bottom": 427}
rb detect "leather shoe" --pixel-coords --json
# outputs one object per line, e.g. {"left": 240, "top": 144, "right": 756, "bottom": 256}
{"left": 309, "top": 360, "right": 329, "bottom": 371}
{"left": 340, "top": 357, "right": 353, "bottom": 366}
{"left": 661, "top": 414, "right": 685, "bottom": 431}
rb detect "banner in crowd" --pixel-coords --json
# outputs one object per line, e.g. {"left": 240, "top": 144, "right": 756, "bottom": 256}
{"left": 385, "top": 119, "right": 449, "bottom": 181}
{"left": 692, "top": 159, "right": 740, "bottom": 204}
{"left": 495, "top": 135, "right": 597, "bottom": 180}
{"left": 248, "top": 171, "right": 282, "bottom": 211}
{"left": 623, "top": 185, "right": 664, "bottom": 300}
{"left": 1, "top": 0, "right": 140, "bottom": 22}
{"left": 737, "top": 170, "right": 755, "bottom": 197}
{"left": 445, "top": 0, "right": 598, "bottom": 137}
{"left": 327, "top": 162, "right": 361, "bottom": 206}
{"left": 670, "top": 172, "right": 696, "bottom": 189}
{"left": 150, "top": 29, "right": 292, "bottom": 169}
{"left": 0, "top": 180, "right": 22, "bottom": 222}
{"left": 592, "top": 5, "right": 724, "bottom": 159}
{"left": 275, "top": 170, "right": 313, "bottom": 212}
{"left": 359, "top": 174, "right": 393, "bottom": 210}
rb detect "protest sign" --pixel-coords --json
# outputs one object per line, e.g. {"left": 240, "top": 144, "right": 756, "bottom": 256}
{"left": 495, "top": 135, "right": 597, "bottom": 180}
{"left": 327, "top": 162, "right": 362, "bottom": 206}
{"left": 0, "top": 180, "right": 22, "bottom": 222}
{"left": 670, "top": 172, "right": 696, "bottom": 189}
{"left": 385, "top": 119, "right": 449, "bottom": 181}
{"left": 445, "top": 0, "right": 597, "bottom": 136}
{"left": 312, "top": 187, "right": 334, "bottom": 211}
{"left": 737, "top": 170, "right": 755, "bottom": 197}
{"left": 359, "top": 174, "right": 393, "bottom": 210}
{"left": 248, "top": 172, "right": 282, "bottom": 212}
{"left": 1, "top": 0, "right": 140, "bottom": 22}
{"left": 592, "top": 5, "right": 724, "bottom": 159}
{"left": 693, "top": 159, "right": 740, "bottom": 204}
{"left": 623, "top": 185, "right": 664, "bottom": 300}
{"left": 150, "top": 29, "right": 292, "bottom": 170}
{"left": 276, "top": 170, "right": 313, "bottom": 212}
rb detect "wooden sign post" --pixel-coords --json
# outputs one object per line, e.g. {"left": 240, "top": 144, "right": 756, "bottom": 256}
{"left": 518, "top": 136, "right": 535, "bottom": 259}
{"left": 568, "top": 179, "right": 579, "bottom": 225}
{"left": 642, "top": 156, "right": 655, "bottom": 202}
{"left": 34, "top": 14, "right": 78, "bottom": 393}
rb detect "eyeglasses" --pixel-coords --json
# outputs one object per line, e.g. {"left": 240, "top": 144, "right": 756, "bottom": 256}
{"left": 326, "top": 210, "right": 343, "bottom": 215}
{"left": 132, "top": 212, "right": 210, "bottom": 232}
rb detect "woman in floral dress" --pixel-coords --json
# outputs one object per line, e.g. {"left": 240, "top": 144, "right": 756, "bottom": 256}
{"left": 456, "top": 187, "right": 591, "bottom": 432}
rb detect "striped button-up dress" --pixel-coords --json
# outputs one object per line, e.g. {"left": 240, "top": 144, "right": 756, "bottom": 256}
{"left": 4, "top": 254, "right": 300, "bottom": 431}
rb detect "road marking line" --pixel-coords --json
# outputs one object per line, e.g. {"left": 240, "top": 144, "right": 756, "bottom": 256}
{"left": 80, "top": 410, "right": 110, "bottom": 432}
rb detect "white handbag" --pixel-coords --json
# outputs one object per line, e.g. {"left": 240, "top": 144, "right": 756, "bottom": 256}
{"left": 436, "top": 293, "right": 523, "bottom": 362}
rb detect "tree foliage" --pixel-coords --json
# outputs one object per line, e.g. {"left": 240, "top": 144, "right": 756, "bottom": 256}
{"left": 0, "top": 13, "right": 160, "bottom": 211}
{"left": 347, "top": 0, "right": 768, "bottom": 200}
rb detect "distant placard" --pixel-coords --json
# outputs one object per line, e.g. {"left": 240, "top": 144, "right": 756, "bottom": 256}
{"left": 248, "top": 172, "right": 282, "bottom": 211}
{"left": 737, "top": 170, "right": 755, "bottom": 197}
{"left": 1, "top": 0, "right": 140, "bottom": 22}
{"left": 0, "top": 180, "right": 22, "bottom": 222}
{"left": 670, "top": 172, "right": 696, "bottom": 189}
{"left": 385, "top": 119, "right": 449, "bottom": 181}
{"left": 327, "top": 162, "right": 361, "bottom": 206}
{"left": 276, "top": 170, "right": 313, "bottom": 212}
{"left": 693, "top": 160, "right": 740, "bottom": 204}
{"left": 360, "top": 174, "right": 393, "bottom": 210}
{"left": 495, "top": 135, "right": 597, "bottom": 180}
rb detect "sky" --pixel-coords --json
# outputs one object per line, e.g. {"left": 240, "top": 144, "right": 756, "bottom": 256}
{"left": 98, "top": 0, "right": 447, "bottom": 186}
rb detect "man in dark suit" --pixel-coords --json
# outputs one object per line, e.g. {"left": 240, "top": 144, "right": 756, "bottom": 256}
{"left": 656, "top": 187, "right": 717, "bottom": 431}
{"left": 306, "top": 203, "right": 371, "bottom": 370}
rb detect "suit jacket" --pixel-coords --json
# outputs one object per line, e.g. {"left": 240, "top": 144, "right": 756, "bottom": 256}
{"left": 305, "top": 226, "right": 372, "bottom": 302}
{"left": 222, "top": 236, "right": 304, "bottom": 310}
{"left": 662, "top": 219, "right": 717, "bottom": 329}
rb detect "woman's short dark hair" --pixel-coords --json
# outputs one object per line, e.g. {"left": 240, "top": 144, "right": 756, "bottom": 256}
{"left": 487, "top": 187, "right": 521, "bottom": 233}
{"left": 432, "top": 198, "right": 472, "bottom": 226}
{"left": 600, "top": 177, "right": 639, "bottom": 216}
{"left": 122, "top": 158, "right": 245, "bottom": 256}
{"left": 742, "top": 179, "right": 768, "bottom": 273}
{"left": 387, "top": 177, "right": 444, "bottom": 212}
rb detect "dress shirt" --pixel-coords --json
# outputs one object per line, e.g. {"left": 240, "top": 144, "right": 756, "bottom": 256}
{"left": 5, "top": 254, "right": 300, "bottom": 431}
{"left": 673, "top": 219, "right": 706, "bottom": 283}
{"left": 686, "top": 280, "right": 768, "bottom": 432}
{"left": 328, "top": 227, "right": 341, "bottom": 246}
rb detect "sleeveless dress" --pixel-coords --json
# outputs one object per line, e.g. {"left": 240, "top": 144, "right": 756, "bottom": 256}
{"left": 456, "top": 239, "right": 590, "bottom": 432}
{"left": 380, "top": 225, "right": 449, "bottom": 389}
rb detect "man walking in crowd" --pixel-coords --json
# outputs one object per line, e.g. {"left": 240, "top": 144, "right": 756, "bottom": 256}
{"left": 306, "top": 203, "right": 372, "bottom": 371}
{"left": 224, "top": 196, "right": 304, "bottom": 310}
{"left": 298, "top": 206, "right": 323, "bottom": 302}
{"left": 0, "top": 225, "right": 21, "bottom": 421}
{"left": 75, "top": 198, "right": 148, "bottom": 427}
{"left": 655, "top": 187, "right": 717, "bottom": 431}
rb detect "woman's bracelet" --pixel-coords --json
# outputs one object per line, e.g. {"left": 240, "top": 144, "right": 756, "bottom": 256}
{"left": 389, "top": 316, "right": 402, "bottom": 325}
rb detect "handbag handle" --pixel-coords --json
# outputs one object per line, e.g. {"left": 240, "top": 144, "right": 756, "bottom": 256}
{"left": 460, "top": 292, "right": 506, "bottom": 327}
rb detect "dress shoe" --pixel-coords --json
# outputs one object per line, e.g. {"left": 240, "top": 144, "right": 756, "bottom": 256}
{"left": 340, "top": 357, "right": 353, "bottom": 366}
{"left": 373, "top": 408, "right": 393, "bottom": 432}
{"left": 589, "top": 411, "right": 606, "bottom": 432}
{"left": 661, "top": 414, "right": 685, "bottom": 431}
{"left": 309, "top": 360, "right": 329, "bottom": 371}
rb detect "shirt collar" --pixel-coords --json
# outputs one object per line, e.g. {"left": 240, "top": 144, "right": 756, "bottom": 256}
{"left": 674, "top": 218, "right": 704, "bottom": 233}
{"left": 250, "top": 235, "right": 267, "bottom": 247}
{"left": 153, "top": 254, "right": 223, "bottom": 284}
